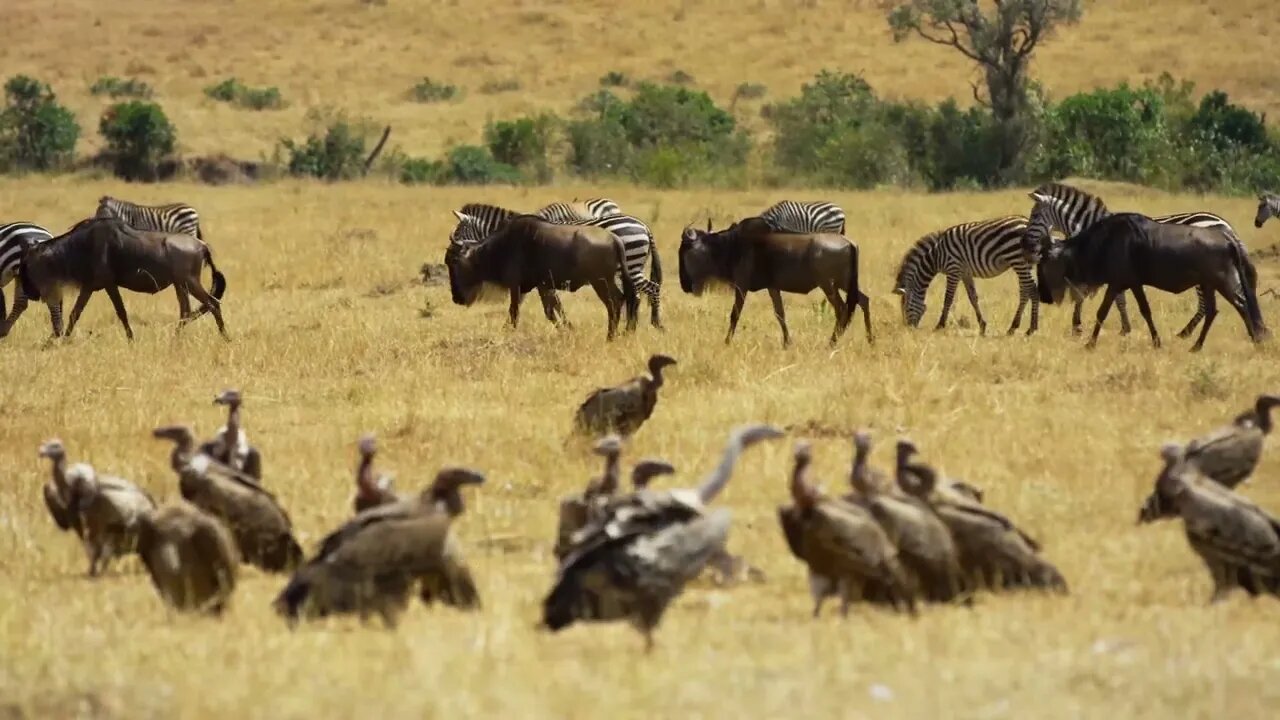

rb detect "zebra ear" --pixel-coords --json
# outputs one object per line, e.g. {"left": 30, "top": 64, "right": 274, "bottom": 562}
{"left": 1029, "top": 192, "right": 1052, "bottom": 205}
{"left": 451, "top": 210, "right": 467, "bottom": 223}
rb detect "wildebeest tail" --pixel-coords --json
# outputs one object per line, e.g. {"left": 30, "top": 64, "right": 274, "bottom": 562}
{"left": 1228, "top": 239, "right": 1268, "bottom": 338}
{"left": 202, "top": 244, "right": 227, "bottom": 301}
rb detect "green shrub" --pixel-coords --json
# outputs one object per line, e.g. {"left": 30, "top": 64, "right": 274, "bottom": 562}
{"left": 1188, "top": 91, "right": 1270, "bottom": 153}
{"left": 278, "top": 111, "right": 370, "bottom": 180}
{"left": 98, "top": 101, "right": 175, "bottom": 181}
{"left": 89, "top": 76, "right": 153, "bottom": 99}
{"left": 444, "top": 145, "right": 521, "bottom": 185}
{"left": 1035, "top": 84, "right": 1174, "bottom": 183}
{"left": 484, "top": 115, "right": 555, "bottom": 181}
{"left": 0, "top": 75, "right": 80, "bottom": 172}
{"left": 567, "top": 113, "right": 631, "bottom": 176}
{"left": 399, "top": 156, "right": 448, "bottom": 184}
{"left": 204, "top": 78, "right": 284, "bottom": 110}
{"left": 408, "top": 78, "right": 459, "bottom": 103}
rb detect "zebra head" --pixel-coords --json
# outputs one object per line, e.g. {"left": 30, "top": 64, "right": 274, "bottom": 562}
{"left": 1256, "top": 193, "right": 1280, "bottom": 229}
{"left": 1022, "top": 199, "right": 1056, "bottom": 265}
{"left": 449, "top": 210, "right": 487, "bottom": 247}
{"left": 892, "top": 240, "right": 934, "bottom": 328}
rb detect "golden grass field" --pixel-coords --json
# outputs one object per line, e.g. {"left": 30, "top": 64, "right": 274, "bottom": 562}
{"left": 4, "top": 0, "right": 1280, "bottom": 717}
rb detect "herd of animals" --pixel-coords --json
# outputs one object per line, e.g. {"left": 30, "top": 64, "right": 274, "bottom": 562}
{"left": 0, "top": 185, "right": 1278, "bottom": 350}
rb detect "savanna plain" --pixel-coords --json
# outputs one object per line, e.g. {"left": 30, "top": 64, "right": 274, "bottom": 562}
{"left": 3, "top": 1, "right": 1280, "bottom": 719}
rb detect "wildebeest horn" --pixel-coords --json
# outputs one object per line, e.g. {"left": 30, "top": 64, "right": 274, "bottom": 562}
{"left": 705, "top": 218, "right": 712, "bottom": 232}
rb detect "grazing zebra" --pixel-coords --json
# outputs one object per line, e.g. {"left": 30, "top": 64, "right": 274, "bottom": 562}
{"left": 95, "top": 196, "right": 203, "bottom": 239}
{"left": 537, "top": 198, "right": 622, "bottom": 222}
{"left": 0, "top": 222, "right": 53, "bottom": 336}
{"left": 450, "top": 203, "right": 664, "bottom": 329}
{"left": 893, "top": 215, "right": 1039, "bottom": 336}
{"left": 1257, "top": 192, "right": 1280, "bottom": 229}
{"left": 1023, "top": 182, "right": 1259, "bottom": 339}
{"left": 759, "top": 200, "right": 846, "bottom": 235}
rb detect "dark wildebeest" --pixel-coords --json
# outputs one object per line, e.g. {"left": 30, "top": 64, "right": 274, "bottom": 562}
{"left": 678, "top": 217, "right": 871, "bottom": 347}
{"left": 1031, "top": 213, "right": 1267, "bottom": 351}
{"left": 444, "top": 214, "right": 637, "bottom": 341}
{"left": 17, "top": 217, "right": 227, "bottom": 341}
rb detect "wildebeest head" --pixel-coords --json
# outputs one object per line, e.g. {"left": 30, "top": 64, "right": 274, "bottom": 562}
{"left": 1035, "top": 241, "right": 1072, "bottom": 305}
{"left": 678, "top": 224, "right": 717, "bottom": 296}
{"left": 444, "top": 236, "right": 483, "bottom": 307}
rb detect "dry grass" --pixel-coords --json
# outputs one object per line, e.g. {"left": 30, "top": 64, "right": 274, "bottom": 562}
{"left": 2, "top": 176, "right": 1280, "bottom": 718}
{"left": 4, "top": 0, "right": 1277, "bottom": 159}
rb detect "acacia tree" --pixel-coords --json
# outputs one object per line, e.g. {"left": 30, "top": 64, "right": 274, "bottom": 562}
{"left": 885, "top": 0, "right": 1082, "bottom": 181}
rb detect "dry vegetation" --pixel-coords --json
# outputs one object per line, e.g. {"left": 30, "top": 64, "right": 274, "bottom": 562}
{"left": 4, "top": 1, "right": 1280, "bottom": 717}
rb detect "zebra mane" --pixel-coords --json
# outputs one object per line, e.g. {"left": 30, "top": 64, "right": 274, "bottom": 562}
{"left": 459, "top": 203, "right": 519, "bottom": 220}
{"left": 892, "top": 234, "right": 940, "bottom": 291}
{"left": 1032, "top": 182, "right": 1110, "bottom": 214}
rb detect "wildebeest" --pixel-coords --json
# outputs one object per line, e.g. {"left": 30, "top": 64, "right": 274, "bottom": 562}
{"left": 18, "top": 217, "right": 227, "bottom": 341}
{"left": 678, "top": 217, "right": 871, "bottom": 347}
{"left": 444, "top": 214, "right": 637, "bottom": 341}
{"left": 1031, "top": 213, "right": 1268, "bottom": 351}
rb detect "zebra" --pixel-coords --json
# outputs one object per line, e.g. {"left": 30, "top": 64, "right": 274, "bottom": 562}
{"left": 95, "top": 196, "right": 203, "bottom": 239}
{"left": 1256, "top": 192, "right": 1280, "bottom": 229}
{"left": 892, "top": 215, "right": 1039, "bottom": 336}
{"left": 0, "top": 221, "right": 54, "bottom": 337}
{"left": 449, "top": 203, "right": 663, "bottom": 329}
{"left": 1023, "top": 182, "right": 1259, "bottom": 339}
{"left": 759, "top": 200, "right": 846, "bottom": 235}
{"left": 536, "top": 198, "right": 622, "bottom": 222}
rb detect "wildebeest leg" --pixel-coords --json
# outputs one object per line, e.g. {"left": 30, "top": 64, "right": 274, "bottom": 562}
{"left": 821, "top": 284, "right": 849, "bottom": 345}
{"left": 1220, "top": 284, "right": 1260, "bottom": 346}
{"left": 725, "top": 288, "right": 747, "bottom": 345}
{"left": 1070, "top": 299, "right": 1084, "bottom": 336}
{"left": 1175, "top": 288, "right": 1206, "bottom": 339}
{"left": 174, "top": 284, "right": 194, "bottom": 330}
{"left": 186, "top": 281, "right": 229, "bottom": 339}
{"left": 1128, "top": 285, "right": 1161, "bottom": 349}
{"left": 590, "top": 278, "right": 619, "bottom": 341}
{"left": 935, "top": 275, "right": 958, "bottom": 331}
{"left": 64, "top": 287, "right": 95, "bottom": 338}
{"left": 536, "top": 286, "right": 562, "bottom": 327}
{"left": 961, "top": 276, "right": 988, "bottom": 336}
{"left": 508, "top": 286, "right": 526, "bottom": 329}
{"left": 104, "top": 285, "right": 135, "bottom": 341}
{"left": 767, "top": 288, "right": 790, "bottom": 348}
{"left": 1188, "top": 285, "right": 1219, "bottom": 352}
{"left": 856, "top": 291, "right": 873, "bottom": 344}
{"left": 1085, "top": 287, "right": 1120, "bottom": 349}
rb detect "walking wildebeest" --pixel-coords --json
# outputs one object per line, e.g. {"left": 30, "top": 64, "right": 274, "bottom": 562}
{"left": 1031, "top": 213, "right": 1267, "bottom": 351}
{"left": 17, "top": 218, "right": 227, "bottom": 341}
{"left": 444, "top": 214, "right": 637, "bottom": 341}
{"left": 678, "top": 217, "right": 871, "bottom": 347}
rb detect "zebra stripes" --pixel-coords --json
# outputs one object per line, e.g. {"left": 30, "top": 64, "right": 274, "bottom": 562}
{"left": 537, "top": 198, "right": 621, "bottom": 223}
{"left": 893, "top": 216, "right": 1039, "bottom": 336}
{"left": 759, "top": 200, "right": 846, "bottom": 235}
{"left": 1257, "top": 192, "right": 1280, "bottom": 229}
{"left": 1024, "top": 182, "right": 1251, "bottom": 338}
{"left": 449, "top": 202, "right": 664, "bottom": 328}
{"left": 96, "top": 196, "right": 202, "bottom": 239}
{"left": 0, "top": 221, "right": 53, "bottom": 336}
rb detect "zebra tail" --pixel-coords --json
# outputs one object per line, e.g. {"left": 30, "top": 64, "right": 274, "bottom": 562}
{"left": 648, "top": 237, "right": 663, "bottom": 286}
{"left": 203, "top": 245, "right": 228, "bottom": 301}
{"left": 615, "top": 238, "right": 639, "bottom": 306}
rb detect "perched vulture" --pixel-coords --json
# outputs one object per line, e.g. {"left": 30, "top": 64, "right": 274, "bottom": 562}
{"left": 38, "top": 438, "right": 81, "bottom": 537}
{"left": 63, "top": 462, "right": 156, "bottom": 576}
{"left": 352, "top": 433, "right": 399, "bottom": 515}
{"left": 1139, "top": 394, "right": 1280, "bottom": 519}
{"left": 554, "top": 435, "right": 624, "bottom": 561}
{"left": 1139, "top": 443, "right": 1280, "bottom": 601}
{"left": 136, "top": 500, "right": 240, "bottom": 615}
{"left": 199, "top": 388, "right": 263, "bottom": 480}
{"left": 543, "top": 423, "right": 783, "bottom": 650}
{"left": 573, "top": 354, "right": 677, "bottom": 438}
{"left": 778, "top": 440, "right": 917, "bottom": 618}
{"left": 154, "top": 424, "right": 303, "bottom": 573}
{"left": 273, "top": 467, "right": 486, "bottom": 627}
{"left": 896, "top": 440, "right": 1067, "bottom": 594}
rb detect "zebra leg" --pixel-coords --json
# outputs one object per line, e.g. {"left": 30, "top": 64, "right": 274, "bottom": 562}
{"left": 725, "top": 289, "right": 747, "bottom": 345}
{"left": 935, "top": 276, "right": 959, "bottom": 331}
{"left": 767, "top": 288, "right": 790, "bottom": 348}
{"left": 961, "top": 276, "right": 987, "bottom": 336}
{"left": 104, "top": 285, "right": 135, "bottom": 341}
{"left": 1009, "top": 266, "right": 1035, "bottom": 336}
{"left": 1086, "top": 287, "right": 1120, "bottom": 349}
{"left": 1189, "top": 285, "right": 1219, "bottom": 353}
{"left": 2, "top": 291, "right": 30, "bottom": 338}
{"left": 64, "top": 287, "right": 95, "bottom": 338}
{"left": 1175, "top": 288, "right": 1206, "bottom": 339}
{"left": 644, "top": 281, "right": 663, "bottom": 331}
{"left": 1114, "top": 292, "right": 1132, "bottom": 335}
{"left": 1128, "top": 285, "right": 1161, "bottom": 349}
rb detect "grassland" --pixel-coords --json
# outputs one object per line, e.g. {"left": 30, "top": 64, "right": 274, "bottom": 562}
{"left": 5, "top": 0, "right": 1280, "bottom": 717}
{"left": 2, "top": 176, "right": 1280, "bottom": 719}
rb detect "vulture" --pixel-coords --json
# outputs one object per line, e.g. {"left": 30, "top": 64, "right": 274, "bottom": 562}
{"left": 199, "top": 388, "right": 262, "bottom": 480}
{"left": 63, "top": 462, "right": 156, "bottom": 576}
{"left": 1139, "top": 393, "right": 1280, "bottom": 520}
{"left": 778, "top": 440, "right": 917, "bottom": 618}
{"left": 543, "top": 423, "right": 783, "bottom": 650}
{"left": 897, "top": 439, "right": 1067, "bottom": 594}
{"left": 154, "top": 424, "right": 303, "bottom": 573}
{"left": 848, "top": 432, "right": 968, "bottom": 604}
{"left": 1139, "top": 443, "right": 1280, "bottom": 601}
{"left": 273, "top": 467, "right": 486, "bottom": 627}
{"left": 352, "top": 433, "right": 399, "bottom": 515}
{"left": 136, "top": 500, "right": 240, "bottom": 615}
{"left": 554, "top": 435, "right": 625, "bottom": 561}
{"left": 38, "top": 438, "right": 82, "bottom": 537}
{"left": 573, "top": 354, "right": 677, "bottom": 438}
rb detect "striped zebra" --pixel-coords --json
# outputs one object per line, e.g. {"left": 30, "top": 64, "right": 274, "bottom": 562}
{"left": 1257, "top": 192, "right": 1280, "bottom": 229}
{"left": 893, "top": 216, "right": 1039, "bottom": 336}
{"left": 95, "top": 196, "right": 203, "bottom": 239}
{"left": 759, "top": 200, "right": 846, "bottom": 235}
{"left": 537, "top": 197, "right": 622, "bottom": 222}
{"left": 0, "top": 221, "right": 54, "bottom": 337}
{"left": 449, "top": 203, "right": 664, "bottom": 329}
{"left": 1024, "top": 182, "right": 1258, "bottom": 339}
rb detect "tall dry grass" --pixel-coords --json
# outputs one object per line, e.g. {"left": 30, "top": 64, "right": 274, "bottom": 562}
{"left": 2, "top": 176, "right": 1280, "bottom": 717}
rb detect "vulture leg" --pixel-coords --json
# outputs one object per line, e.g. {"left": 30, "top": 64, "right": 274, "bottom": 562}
{"left": 935, "top": 275, "right": 958, "bottom": 331}
{"left": 104, "top": 285, "right": 134, "bottom": 341}
{"left": 1189, "top": 285, "right": 1218, "bottom": 353}
{"left": 63, "top": 287, "right": 94, "bottom": 338}
{"left": 767, "top": 288, "right": 789, "bottom": 348}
